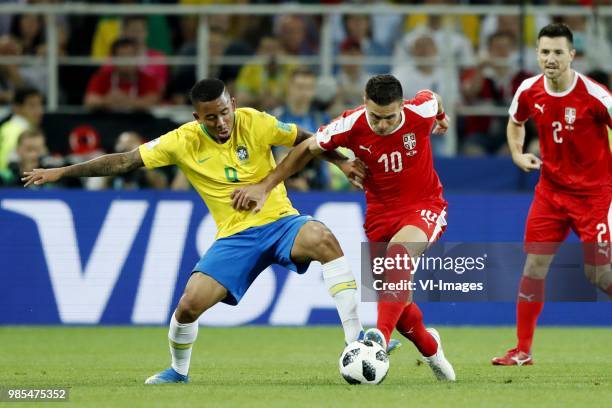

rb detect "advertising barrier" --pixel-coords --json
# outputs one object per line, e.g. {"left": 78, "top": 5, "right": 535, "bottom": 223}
{"left": 1, "top": 190, "right": 610, "bottom": 326}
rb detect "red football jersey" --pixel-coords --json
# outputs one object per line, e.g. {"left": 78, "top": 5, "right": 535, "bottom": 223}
{"left": 316, "top": 90, "right": 445, "bottom": 220}
{"left": 509, "top": 72, "right": 612, "bottom": 195}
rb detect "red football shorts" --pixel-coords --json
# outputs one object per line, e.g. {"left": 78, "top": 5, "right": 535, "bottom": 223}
{"left": 365, "top": 201, "right": 447, "bottom": 302}
{"left": 365, "top": 201, "right": 448, "bottom": 243}
{"left": 524, "top": 186, "right": 611, "bottom": 265}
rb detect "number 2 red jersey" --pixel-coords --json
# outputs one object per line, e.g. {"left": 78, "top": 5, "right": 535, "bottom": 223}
{"left": 509, "top": 72, "right": 612, "bottom": 195}
{"left": 315, "top": 90, "right": 445, "bottom": 223}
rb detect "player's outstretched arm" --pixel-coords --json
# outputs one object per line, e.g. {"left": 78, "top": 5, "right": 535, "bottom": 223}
{"left": 507, "top": 118, "right": 541, "bottom": 172}
{"left": 22, "top": 147, "right": 144, "bottom": 187}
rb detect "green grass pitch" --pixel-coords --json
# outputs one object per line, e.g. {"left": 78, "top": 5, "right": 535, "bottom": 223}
{"left": 0, "top": 326, "right": 610, "bottom": 407}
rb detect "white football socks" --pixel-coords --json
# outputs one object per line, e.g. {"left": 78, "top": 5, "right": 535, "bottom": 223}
{"left": 168, "top": 313, "right": 199, "bottom": 376}
{"left": 322, "top": 256, "right": 363, "bottom": 343}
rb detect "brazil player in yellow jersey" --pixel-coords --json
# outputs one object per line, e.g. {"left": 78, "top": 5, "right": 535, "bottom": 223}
{"left": 22, "top": 78, "right": 367, "bottom": 384}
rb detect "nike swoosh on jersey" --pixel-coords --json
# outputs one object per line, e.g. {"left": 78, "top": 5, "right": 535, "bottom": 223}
{"left": 197, "top": 157, "right": 211, "bottom": 164}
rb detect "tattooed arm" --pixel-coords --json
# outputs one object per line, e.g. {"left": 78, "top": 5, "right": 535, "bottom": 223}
{"left": 22, "top": 147, "right": 144, "bottom": 187}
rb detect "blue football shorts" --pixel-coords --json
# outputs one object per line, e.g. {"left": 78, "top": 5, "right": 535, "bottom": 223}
{"left": 193, "top": 215, "right": 315, "bottom": 305}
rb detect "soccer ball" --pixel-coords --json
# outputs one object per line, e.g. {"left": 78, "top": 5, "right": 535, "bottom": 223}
{"left": 339, "top": 340, "right": 389, "bottom": 385}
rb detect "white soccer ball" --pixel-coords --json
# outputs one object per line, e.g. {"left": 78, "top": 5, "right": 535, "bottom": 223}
{"left": 339, "top": 340, "right": 389, "bottom": 385}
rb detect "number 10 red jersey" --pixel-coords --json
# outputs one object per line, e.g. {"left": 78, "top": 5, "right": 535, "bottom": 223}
{"left": 315, "top": 90, "right": 446, "bottom": 223}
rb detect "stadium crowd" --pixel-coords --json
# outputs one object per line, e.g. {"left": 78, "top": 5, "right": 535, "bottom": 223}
{"left": 0, "top": 0, "right": 610, "bottom": 190}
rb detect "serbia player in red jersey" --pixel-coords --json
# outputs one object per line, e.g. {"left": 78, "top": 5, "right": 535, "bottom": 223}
{"left": 231, "top": 75, "right": 456, "bottom": 381}
{"left": 492, "top": 23, "right": 612, "bottom": 366}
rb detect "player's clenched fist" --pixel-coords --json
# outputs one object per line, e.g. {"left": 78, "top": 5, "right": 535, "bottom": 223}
{"left": 22, "top": 168, "right": 64, "bottom": 187}
{"left": 512, "top": 153, "right": 542, "bottom": 172}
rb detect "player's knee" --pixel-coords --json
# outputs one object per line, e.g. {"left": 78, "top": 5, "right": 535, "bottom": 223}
{"left": 176, "top": 294, "right": 206, "bottom": 323}
{"left": 523, "top": 255, "right": 552, "bottom": 279}
{"left": 310, "top": 225, "right": 342, "bottom": 262}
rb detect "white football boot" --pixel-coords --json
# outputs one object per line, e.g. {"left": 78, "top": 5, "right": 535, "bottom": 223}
{"left": 422, "top": 328, "right": 456, "bottom": 381}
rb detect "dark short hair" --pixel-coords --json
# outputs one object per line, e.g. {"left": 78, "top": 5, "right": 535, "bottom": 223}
{"left": 365, "top": 74, "right": 403, "bottom": 105}
{"left": 190, "top": 78, "right": 227, "bottom": 105}
{"left": 538, "top": 23, "right": 573, "bottom": 45}
{"left": 110, "top": 37, "right": 137, "bottom": 55}
{"left": 13, "top": 87, "right": 43, "bottom": 106}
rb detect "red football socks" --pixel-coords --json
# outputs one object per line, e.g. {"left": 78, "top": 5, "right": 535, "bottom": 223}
{"left": 396, "top": 302, "right": 438, "bottom": 357}
{"left": 377, "top": 301, "right": 405, "bottom": 345}
{"left": 516, "top": 276, "right": 545, "bottom": 354}
{"left": 376, "top": 243, "right": 413, "bottom": 343}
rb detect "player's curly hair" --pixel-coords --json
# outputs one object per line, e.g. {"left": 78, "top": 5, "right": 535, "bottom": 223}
{"left": 365, "top": 74, "right": 403, "bottom": 106}
{"left": 190, "top": 78, "right": 227, "bottom": 106}
{"left": 538, "top": 23, "right": 573, "bottom": 45}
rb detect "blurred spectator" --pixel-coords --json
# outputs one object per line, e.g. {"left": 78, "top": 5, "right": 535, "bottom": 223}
{"left": 393, "top": 34, "right": 457, "bottom": 156}
{"left": 273, "top": 67, "right": 330, "bottom": 191}
{"left": 0, "top": 35, "right": 27, "bottom": 104}
{"left": 0, "top": 128, "right": 46, "bottom": 187}
{"left": 8, "top": 12, "right": 60, "bottom": 93}
{"left": 274, "top": 68, "right": 330, "bottom": 133}
{"left": 168, "top": 10, "right": 256, "bottom": 101}
{"left": 60, "top": 10, "right": 98, "bottom": 104}
{"left": 84, "top": 37, "right": 162, "bottom": 112}
{"left": 227, "top": 15, "right": 270, "bottom": 55}
{"left": 91, "top": 4, "right": 171, "bottom": 58}
{"left": 392, "top": 34, "right": 458, "bottom": 100}
{"left": 336, "top": 14, "right": 388, "bottom": 74}
{"left": 107, "top": 131, "right": 167, "bottom": 190}
{"left": 0, "top": 128, "right": 81, "bottom": 188}
{"left": 0, "top": 87, "right": 43, "bottom": 171}
{"left": 235, "top": 36, "right": 295, "bottom": 111}
{"left": 172, "top": 15, "right": 198, "bottom": 53}
{"left": 120, "top": 15, "right": 169, "bottom": 92}
{"left": 332, "top": 38, "right": 369, "bottom": 112}
{"left": 9, "top": 13, "right": 45, "bottom": 56}
{"left": 332, "top": 0, "right": 403, "bottom": 54}
{"left": 556, "top": 14, "right": 611, "bottom": 73}
{"left": 168, "top": 27, "right": 229, "bottom": 105}
{"left": 401, "top": 1, "right": 480, "bottom": 50}
{"left": 460, "top": 31, "right": 532, "bottom": 156}
{"left": 275, "top": 15, "right": 317, "bottom": 56}
{"left": 393, "top": 1, "right": 476, "bottom": 71}
{"left": 479, "top": 13, "right": 549, "bottom": 72}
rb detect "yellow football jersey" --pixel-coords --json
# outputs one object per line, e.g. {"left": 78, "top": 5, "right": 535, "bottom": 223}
{"left": 139, "top": 107, "right": 299, "bottom": 238}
